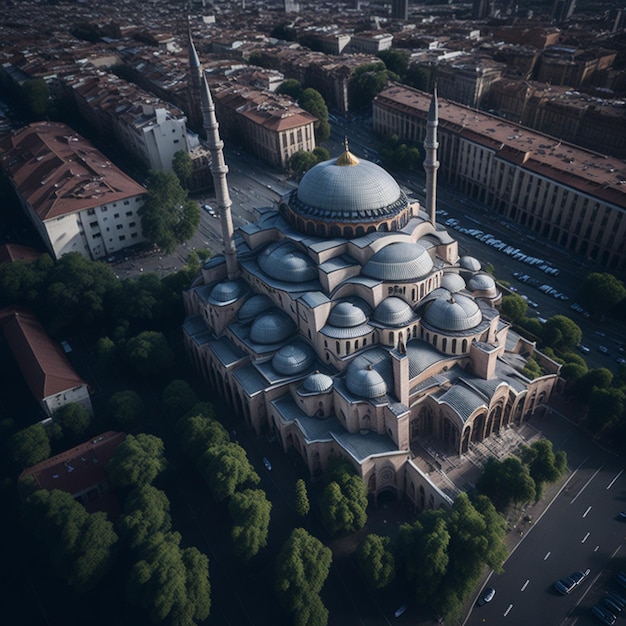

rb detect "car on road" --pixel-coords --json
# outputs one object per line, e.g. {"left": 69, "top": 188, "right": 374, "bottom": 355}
{"left": 618, "top": 511, "right": 626, "bottom": 521}
{"left": 598, "top": 345, "right": 609, "bottom": 355}
{"left": 593, "top": 603, "right": 617, "bottom": 625}
{"left": 477, "top": 587, "right": 496, "bottom": 606}
{"left": 578, "top": 345, "right": 591, "bottom": 354}
{"left": 394, "top": 604, "right": 407, "bottom": 618}
{"left": 554, "top": 570, "right": 588, "bottom": 594}
{"left": 262, "top": 457, "right": 272, "bottom": 471}
{"left": 202, "top": 204, "right": 217, "bottom": 217}
{"left": 616, "top": 357, "right": 626, "bottom": 366}
{"left": 603, "top": 596, "right": 623, "bottom": 614}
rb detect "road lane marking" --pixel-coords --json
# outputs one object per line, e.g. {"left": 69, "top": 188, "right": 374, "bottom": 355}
{"left": 571, "top": 466, "right": 603, "bottom": 504}
{"left": 504, "top": 604, "right": 513, "bottom": 616}
{"left": 544, "top": 551, "right": 551, "bottom": 560}
{"left": 607, "top": 470, "right": 624, "bottom": 489}
{"left": 583, "top": 506, "right": 592, "bottom": 518}
{"left": 521, "top": 580, "right": 529, "bottom": 591}
{"left": 595, "top": 545, "right": 600, "bottom": 552}
{"left": 582, "top": 532, "right": 590, "bottom": 543}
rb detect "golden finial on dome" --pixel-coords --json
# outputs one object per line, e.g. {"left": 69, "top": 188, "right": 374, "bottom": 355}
{"left": 336, "top": 136, "right": 360, "bottom": 166}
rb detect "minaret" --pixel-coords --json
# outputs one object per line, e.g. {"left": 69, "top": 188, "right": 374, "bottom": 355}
{"left": 423, "top": 87, "right": 439, "bottom": 227}
{"left": 201, "top": 75, "right": 239, "bottom": 279}
{"left": 187, "top": 26, "right": 202, "bottom": 129}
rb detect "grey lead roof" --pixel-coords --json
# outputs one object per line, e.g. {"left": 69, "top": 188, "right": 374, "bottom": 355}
{"left": 405, "top": 340, "right": 449, "bottom": 377}
{"left": 373, "top": 297, "right": 417, "bottom": 327}
{"left": 233, "top": 364, "right": 271, "bottom": 396}
{"left": 208, "top": 336, "right": 247, "bottom": 367}
{"left": 257, "top": 240, "right": 318, "bottom": 283}
{"left": 362, "top": 242, "right": 434, "bottom": 281}
{"left": 437, "top": 383, "right": 488, "bottom": 424}
{"left": 422, "top": 292, "right": 482, "bottom": 332}
{"left": 332, "top": 430, "right": 400, "bottom": 462}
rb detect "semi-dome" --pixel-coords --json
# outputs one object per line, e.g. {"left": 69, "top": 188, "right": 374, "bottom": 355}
{"left": 422, "top": 293, "right": 482, "bottom": 332}
{"left": 293, "top": 154, "right": 406, "bottom": 220}
{"left": 328, "top": 301, "right": 368, "bottom": 328}
{"left": 467, "top": 273, "right": 496, "bottom": 292}
{"left": 441, "top": 272, "right": 466, "bottom": 293}
{"left": 250, "top": 310, "right": 296, "bottom": 344}
{"left": 459, "top": 256, "right": 481, "bottom": 271}
{"left": 346, "top": 364, "right": 387, "bottom": 398}
{"left": 362, "top": 242, "right": 433, "bottom": 281}
{"left": 373, "top": 297, "right": 416, "bottom": 327}
{"left": 258, "top": 241, "right": 317, "bottom": 283}
{"left": 238, "top": 294, "right": 274, "bottom": 322}
{"left": 302, "top": 371, "right": 334, "bottom": 393}
{"left": 209, "top": 280, "right": 245, "bottom": 305}
{"left": 272, "top": 342, "right": 315, "bottom": 376}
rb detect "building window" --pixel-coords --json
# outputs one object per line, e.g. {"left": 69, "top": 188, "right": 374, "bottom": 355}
{"left": 126, "top": 211, "right": 133, "bottom": 217}
{"left": 114, "top": 213, "right": 120, "bottom": 218}
{"left": 129, "top": 222, "right": 136, "bottom": 228}
{"left": 119, "top": 235, "right": 126, "bottom": 241}
{"left": 124, "top": 200, "right": 129, "bottom": 205}
{"left": 116, "top": 224, "right": 123, "bottom": 230}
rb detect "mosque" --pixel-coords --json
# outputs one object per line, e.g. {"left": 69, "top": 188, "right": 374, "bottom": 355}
{"left": 182, "top": 41, "right": 559, "bottom": 511}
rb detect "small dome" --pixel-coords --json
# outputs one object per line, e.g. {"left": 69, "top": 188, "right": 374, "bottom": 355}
{"left": 441, "top": 273, "right": 466, "bottom": 292}
{"left": 250, "top": 311, "right": 296, "bottom": 344}
{"left": 346, "top": 365, "right": 387, "bottom": 398}
{"left": 467, "top": 273, "right": 496, "bottom": 292}
{"left": 209, "top": 280, "right": 244, "bottom": 305}
{"left": 238, "top": 294, "right": 274, "bottom": 322}
{"left": 272, "top": 342, "right": 315, "bottom": 376}
{"left": 363, "top": 242, "right": 433, "bottom": 281}
{"left": 423, "top": 293, "right": 482, "bottom": 332}
{"left": 459, "top": 256, "right": 481, "bottom": 271}
{"left": 328, "top": 301, "right": 368, "bottom": 328}
{"left": 373, "top": 297, "right": 416, "bottom": 327}
{"left": 258, "top": 241, "right": 317, "bottom": 283}
{"left": 303, "top": 371, "right": 334, "bottom": 393}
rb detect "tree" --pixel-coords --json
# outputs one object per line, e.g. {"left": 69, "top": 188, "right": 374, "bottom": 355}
{"left": 500, "top": 294, "right": 528, "bottom": 323}
{"left": 587, "top": 387, "right": 625, "bottom": 434}
{"left": 8, "top": 424, "right": 50, "bottom": 471}
{"left": 519, "top": 440, "right": 566, "bottom": 499}
{"left": 377, "top": 49, "right": 409, "bottom": 77}
{"left": 108, "top": 433, "right": 168, "bottom": 490}
{"left": 405, "top": 64, "right": 432, "bottom": 91}
{"left": 138, "top": 170, "right": 200, "bottom": 253}
{"left": 172, "top": 150, "right": 193, "bottom": 187}
{"left": 320, "top": 471, "right": 368, "bottom": 536}
{"left": 229, "top": 489, "right": 272, "bottom": 559}
{"left": 54, "top": 403, "right": 91, "bottom": 441}
{"left": 127, "top": 531, "right": 210, "bottom": 626}
{"left": 119, "top": 485, "right": 172, "bottom": 550}
{"left": 476, "top": 456, "right": 536, "bottom": 512}
{"left": 575, "top": 367, "right": 614, "bottom": 403}
{"left": 125, "top": 330, "right": 175, "bottom": 377}
{"left": 578, "top": 272, "right": 626, "bottom": 317}
{"left": 275, "top": 528, "right": 332, "bottom": 624}
{"left": 379, "top": 134, "right": 421, "bottom": 171}
{"left": 200, "top": 443, "right": 260, "bottom": 502}
{"left": 276, "top": 78, "right": 303, "bottom": 100}
{"left": 288, "top": 150, "right": 318, "bottom": 176}
{"left": 177, "top": 414, "right": 229, "bottom": 466}
{"left": 294, "top": 479, "right": 310, "bottom": 517}
{"left": 21, "top": 78, "right": 49, "bottom": 117}
{"left": 349, "top": 63, "right": 395, "bottom": 111}
{"left": 522, "top": 356, "right": 543, "bottom": 380}
{"left": 542, "top": 315, "right": 582, "bottom": 351}
{"left": 108, "top": 390, "right": 145, "bottom": 429}
{"left": 162, "top": 380, "right": 199, "bottom": 421}
{"left": 312, "top": 146, "right": 330, "bottom": 163}
{"left": 298, "top": 88, "right": 330, "bottom": 142}
{"left": 356, "top": 534, "right": 395, "bottom": 589}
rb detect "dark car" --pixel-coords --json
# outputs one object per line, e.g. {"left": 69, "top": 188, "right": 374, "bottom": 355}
{"left": 592, "top": 604, "right": 616, "bottom": 625}
{"left": 554, "top": 577, "right": 577, "bottom": 595}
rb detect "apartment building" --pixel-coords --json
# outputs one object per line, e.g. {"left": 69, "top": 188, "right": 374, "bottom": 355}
{"left": 373, "top": 84, "right": 626, "bottom": 272}
{"left": 0, "top": 122, "right": 147, "bottom": 261}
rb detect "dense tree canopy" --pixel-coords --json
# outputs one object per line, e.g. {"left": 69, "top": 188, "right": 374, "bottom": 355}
{"left": 349, "top": 62, "right": 396, "bottom": 111}
{"left": 587, "top": 387, "right": 625, "bottom": 434}
{"left": 294, "top": 479, "right": 310, "bottom": 517}
{"left": 542, "top": 315, "right": 582, "bottom": 351}
{"left": 476, "top": 456, "right": 536, "bottom": 511}
{"left": 298, "top": 88, "right": 330, "bottom": 142}
{"left": 200, "top": 442, "right": 260, "bottom": 502}
{"left": 276, "top": 78, "right": 303, "bottom": 100}
{"left": 119, "top": 485, "right": 172, "bottom": 550}
{"left": 320, "top": 463, "right": 368, "bottom": 536}
{"left": 177, "top": 414, "right": 230, "bottom": 465}
{"left": 356, "top": 534, "right": 395, "bottom": 589}
{"left": 162, "top": 379, "right": 199, "bottom": 421}
{"left": 578, "top": 272, "right": 626, "bottom": 316}
{"left": 108, "top": 433, "right": 168, "bottom": 490}
{"left": 138, "top": 171, "right": 200, "bottom": 253}
{"left": 500, "top": 293, "right": 528, "bottom": 323}
{"left": 124, "top": 330, "right": 175, "bottom": 376}
{"left": 288, "top": 150, "right": 319, "bottom": 176}
{"left": 229, "top": 488, "right": 272, "bottom": 559}
{"left": 518, "top": 440, "right": 567, "bottom": 499}
{"left": 53, "top": 402, "right": 91, "bottom": 442}
{"left": 108, "top": 389, "right": 145, "bottom": 429}
{"left": 172, "top": 150, "right": 193, "bottom": 186}
{"left": 379, "top": 134, "right": 421, "bottom": 171}
{"left": 9, "top": 424, "right": 51, "bottom": 472}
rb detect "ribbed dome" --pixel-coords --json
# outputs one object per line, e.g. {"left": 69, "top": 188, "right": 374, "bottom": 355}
{"left": 373, "top": 297, "right": 416, "bottom": 327}
{"left": 209, "top": 280, "right": 244, "bottom": 305}
{"left": 363, "top": 242, "right": 433, "bottom": 281}
{"left": 346, "top": 365, "right": 387, "bottom": 398}
{"left": 423, "top": 293, "right": 482, "bottom": 332}
{"left": 272, "top": 342, "right": 315, "bottom": 376}
{"left": 459, "top": 256, "right": 481, "bottom": 271}
{"left": 328, "top": 301, "right": 368, "bottom": 328}
{"left": 293, "top": 156, "right": 406, "bottom": 220}
{"left": 238, "top": 294, "right": 274, "bottom": 322}
{"left": 303, "top": 371, "right": 334, "bottom": 393}
{"left": 258, "top": 241, "right": 317, "bottom": 283}
{"left": 441, "top": 272, "right": 466, "bottom": 292}
{"left": 250, "top": 311, "right": 296, "bottom": 344}
{"left": 467, "top": 273, "right": 496, "bottom": 292}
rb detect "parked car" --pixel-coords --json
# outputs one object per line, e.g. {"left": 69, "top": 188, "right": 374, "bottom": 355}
{"left": 262, "top": 457, "right": 272, "bottom": 471}
{"left": 394, "top": 604, "right": 407, "bottom": 618}
{"left": 554, "top": 577, "right": 577, "bottom": 595}
{"left": 593, "top": 603, "right": 617, "bottom": 625}
{"left": 578, "top": 345, "right": 591, "bottom": 354}
{"left": 477, "top": 587, "right": 496, "bottom": 606}
{"left": 598, "top": 345, "right": 609, "bottom": 355}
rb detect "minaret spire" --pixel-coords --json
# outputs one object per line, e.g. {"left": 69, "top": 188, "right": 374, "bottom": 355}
{"left": 187, "top": 23, "right": 202, "bottom": 129}
{"left": 423, "top": 86, "right": 439, "bottom": 227}
{"left": 201, "top": 75, "right": 239, "bottom": 279}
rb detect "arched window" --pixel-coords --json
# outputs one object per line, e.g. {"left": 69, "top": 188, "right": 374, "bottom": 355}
{"left": 462, "top": 339, "right": 468, "bottom": 352}
{"left": 452, "top": 338, "right": 457, "bottom": 353}
{"left": 390, "top": 331, "right": 395, "bottom": 344}
{"left": 336, "top": 341, "right": 340, "bottom": 353}
{"left": 442, "top": 337, "right": 447, "bottom": 352}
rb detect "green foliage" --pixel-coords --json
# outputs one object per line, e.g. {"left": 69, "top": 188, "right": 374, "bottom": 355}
{"left": 312, "top": 146, "right": 330, "bottom": 162}
{"left": 200, "top": 442, "right": 260, "bottom": 502}
{"left": 377, "top": 49, "right": 409, "bottom": 77}
{"left": 138, "top": 171, "right": 200, "bottom": 253}
{"left": 125, "top": 330, "right": 175, "bottom": 377}
{"left": 476, "top": 456, "right": 536, "bottom": 512}
{"left": 162, "top": 380, "right": 199, "bottom": 421}
{"left": 298, "top": 88, "right": 330, "bottom": 141}
{"left": 542, "top": 315, "right": 582, "bottom": 351}
{"left": 9, "top": 424, "right": 51, "bottom": 472}
{"left": 108, "top": 390, "right": 145, "bottom": 430}
{"left": 405, "top": 64, "right": 432, "bottom": 91}
{"left": 96, "top": 336, "right": 117, "bottom": 368}
{"left": 108, "top": 433, "right": 168, "bottom": 490}
{"left": 575, "top": 367, "right": 614, "bottom": 403}
{"left": 519, "top": 439, "right": 567, "bottom": 499}
{"left": 127, "top": 531, "right": 210, "bottom": 626}
{"left": 119, "top": 485, "right": 172, "bottom": 550}
{"left": 53, "top": 403, "right": 91, "bottom": 442}
{"left": 271, "top": 23, "right": 298, "bottom": 41}
{"left": 229, "top": 488, "right": 272, "bottom": 559}
{"left": 294, "top": 479, "right": 310, "bottom": 517}
{"left": 379, "top": 134, "right": 421, "bottom": 171}
{"left": 172, "top": 150, "right": 193, "bottom": 186}
{"left": 177, "top": 414, "right": 229, "bottom": 465}
{"left": 321, "top": 472, "right": 368, "bottom": 536}
{"left": 288, "top": 150, "right": 319, "bottom": 177}
{"left": 499, "top": 293, "right": 528, "bottom": 323}
{"left": 356, "top": 534, "right": 395, "bottom": 589}
{"left": 276, "top": 78, "right": 303, "bottom": 100}
{"left": 522, "top": 356, "right": 543, "bottom": 380}
{"left": 275, "top": 528, "right": 332, "bottom": 624}
{"left": 21, "top": 78, "right": 49, "bottom": 117}
{"left": 578, "top": 272, "right": 626, "bottom": 316}
{"left": 349, "top": 62, "right": 396, "bottom": 111}
{"left": 587, "top": 387, "right": 625, "bottom": 434}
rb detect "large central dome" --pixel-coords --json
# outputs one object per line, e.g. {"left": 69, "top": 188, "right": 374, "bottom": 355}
{"left": 281, "top": 148, "right": 413, "bottom": 238}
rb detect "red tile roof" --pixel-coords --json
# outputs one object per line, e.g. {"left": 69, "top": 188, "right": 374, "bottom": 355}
{"left": 0, "top": 243, "right": 43, "bottom": 264}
